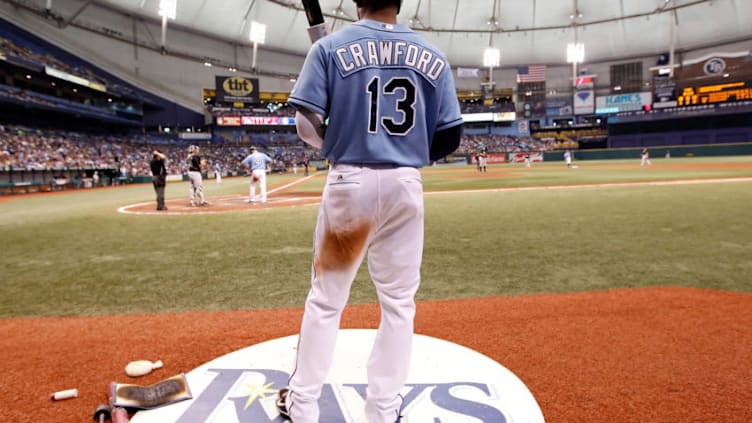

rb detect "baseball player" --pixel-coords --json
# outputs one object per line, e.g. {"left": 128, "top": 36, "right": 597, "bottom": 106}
{"left": 150, "top": 149, "right": 168, "bottom": 211}
{"left": 187, "top": 145, "right": 208, "bottom": 207}
{"left": 214, "top": 162, "right": 222, "bottom": 184}
{"left": 276, "top": 1, "right": 463, "bottom": 422}
{"left": 478, "top": 148, "right": 488, "bottom": 173}
{"left": 564, "top": 149, "right": 572, "bottom": 168}
{"left": 241, "top": 146, "right": 273, "bottom": 204}
{"left": 641, "top": 147, "right": 652, "bottom": 166}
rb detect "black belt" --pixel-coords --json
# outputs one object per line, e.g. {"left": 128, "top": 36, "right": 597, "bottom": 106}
{"left": 332, "top": 162, "right": 404, "bottom": 169}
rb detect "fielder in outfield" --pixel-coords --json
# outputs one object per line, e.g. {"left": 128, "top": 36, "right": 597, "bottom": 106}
{"left": 276, "top": 1, "right": 463, "bottom": 422}
{"left": 241, "top": 146, "right": 273, "bottom": 204}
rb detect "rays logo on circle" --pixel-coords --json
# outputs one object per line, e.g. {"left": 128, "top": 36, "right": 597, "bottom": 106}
{"left": 131, "top": 330, "right": 545, "bottom": 423}
{"left": 703, "top": 58, "right": 726, "bottom": 76}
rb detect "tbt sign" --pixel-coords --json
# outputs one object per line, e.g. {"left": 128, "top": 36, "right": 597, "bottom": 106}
{"left": 215, "top": 76, "right": 260, "bottom": 104}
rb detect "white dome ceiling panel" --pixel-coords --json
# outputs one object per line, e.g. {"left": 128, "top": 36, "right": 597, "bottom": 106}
{"left": 510, "top": 29, "right": 570, "bottom": 64}
{"left": 576, "top": 24, "right": 627, "bottom": 64}
{"left": 674, "top": 0, "right": 742, "bottom": 45}
{"left": 733, "top": 0, "right": 752, "bottom": 29}
{"left": 617, "top": 13, "right": 675, "bottom": 56}
{"left": 575, "top": 0, "right": 623, "bottom": 22}
{"left": 443, "top": 32, "right": 494, "bottom": 66}
{"left": 527, "top": 0, "right": 574, "bottom": 28}
{"left": 78, "top": 0, "right": 750, "bottom": 67}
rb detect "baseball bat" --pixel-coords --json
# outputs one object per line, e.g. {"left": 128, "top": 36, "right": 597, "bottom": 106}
{"left": 301, "top": 0, "right": 330, "bottom": 43}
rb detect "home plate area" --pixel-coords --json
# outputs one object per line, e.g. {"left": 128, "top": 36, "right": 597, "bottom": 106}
{"left": 120, "top": 193, "right": 321, "bottom": 215}
{"left": 130, "top": 329, "right": 545, "bottom": 423}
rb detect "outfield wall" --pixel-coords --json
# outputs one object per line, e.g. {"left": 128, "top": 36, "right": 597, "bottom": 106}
{"left": 543, "top": 142, "right": 752, "bottom": 161}
{"left": 608, "top": 127, "right": 752, "bottom": 149}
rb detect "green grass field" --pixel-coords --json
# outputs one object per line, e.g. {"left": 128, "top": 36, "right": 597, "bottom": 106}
{"left": 1, "top": 156, "right": 751, "bottom": 318}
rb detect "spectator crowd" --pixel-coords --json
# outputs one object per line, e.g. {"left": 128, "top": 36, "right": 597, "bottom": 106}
{"left": 0, "top": 124, "right": 323, "bottom": 178}
{"left": 457, "top": 134, "right": 555, "bottom": 154}
{"left": 1, "top": 124, "right": 584, "bottom": 184}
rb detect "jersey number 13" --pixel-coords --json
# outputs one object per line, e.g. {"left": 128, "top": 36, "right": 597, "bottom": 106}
{"left": 366, "top": 76, "right": 416, "bottom": 136}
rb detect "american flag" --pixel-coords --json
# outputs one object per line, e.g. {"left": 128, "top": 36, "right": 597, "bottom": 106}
{"left": 516, "top": 65, "right": 547, "bottom": 83}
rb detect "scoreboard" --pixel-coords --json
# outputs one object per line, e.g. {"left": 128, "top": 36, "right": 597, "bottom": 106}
{"left": 677, "top": 81, "right": 752, "bottom": 106}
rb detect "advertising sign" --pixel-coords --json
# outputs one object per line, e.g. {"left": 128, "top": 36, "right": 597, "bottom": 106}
{"left": 575, "top": 75, "right": 595, "bottom": 89}
{"left": 653, "top": 75, "right": 676, "bottom": 105}
{"left": 215, "top": 76, "right": 260, "bottom": 104}
{"left": 216, "top": 116, "right": 296, "bottom": 126}
{"left": 216, "top": 116, "right": 241, "bottom": 126}
{"left": 595, "top": 92, "right": 652, "bottom": 114}
{"left": 545, "top": 98, "right": 573, "bottom": 117}
{"left": 517, "top": 119, "right": 529, "bottom": 135}
{"left": 470, "top": 153, "right": 506, "bottom": 164}
{"left": 573, "top": 90, "right": 594, "bottom": 115}
{"left": 508, "top": 152, "right": 544, "bottom": 163}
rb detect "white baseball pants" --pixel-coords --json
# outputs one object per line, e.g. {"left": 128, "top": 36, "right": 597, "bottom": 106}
{"left": 287, "top": 164, "right": 424, "bottom": 423}
{"left": 188, "top": 171, "right": 205, "bottom": 204}
{"left": 249, "top": 169, "right": 267, "bottom": 203}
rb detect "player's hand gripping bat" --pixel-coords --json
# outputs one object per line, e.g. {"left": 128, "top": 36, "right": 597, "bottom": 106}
{"left": 302, "top": 0, "right": 330, "bottom": 42}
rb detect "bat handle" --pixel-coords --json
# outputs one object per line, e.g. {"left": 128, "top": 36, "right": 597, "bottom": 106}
{"left": 112, "top": 407, "right": 130, "bottom": 423}
{"left": 307, "top": 23, "right": 330, "bottom": 43}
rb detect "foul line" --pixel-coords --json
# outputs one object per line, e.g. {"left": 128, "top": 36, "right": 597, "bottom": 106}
{"left": 117, "top": 175, "right": 752, "bottom": 215}
{"left": 268, "top": 174, "right": 316, "bottom": 194}
{"left": 426, "top": 177, "right": 752, "bottom": 196}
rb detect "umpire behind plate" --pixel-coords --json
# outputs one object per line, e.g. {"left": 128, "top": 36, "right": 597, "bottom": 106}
{"left": 276, "top": 1, "right": 463, "bottom": 422}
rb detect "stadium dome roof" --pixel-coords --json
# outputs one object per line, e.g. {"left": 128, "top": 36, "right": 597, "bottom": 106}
{"left": 93, "top": 0, "right": 750, "bottom": 66}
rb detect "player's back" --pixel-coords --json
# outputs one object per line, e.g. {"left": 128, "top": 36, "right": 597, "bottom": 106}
{"left": 244, "top": 152, "right": 268, "bottom": 170}
{"left": 305, "top": 19, "right": 459, "bottom": 167}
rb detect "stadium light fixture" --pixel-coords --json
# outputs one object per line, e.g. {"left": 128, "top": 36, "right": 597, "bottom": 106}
{"left": 483, "top": 47, "right": 500, "bottom": 68}
{"left": 567, "top": 43, "right": 585, "bottom": 64}
{"left": 250, "top": 21, "right": 267, "bottom": 72}
{"left": 567, "top": 43, "right": 585, "bottom": 89}
{"left": 158, "top": 0, "right": 177, "bottom": 20}
{"left": 249, "top": 21, "right": 266, "bottom": 44}
{"left": 158, "top": 0, "right": 177, "bottom": 54}
{"left": 483, "top": 47, "right": 500, "bottom": 85}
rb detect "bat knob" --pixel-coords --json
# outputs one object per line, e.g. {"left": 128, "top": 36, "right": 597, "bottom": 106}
{"left": 93, "top": 404, "right": 112, "bottom": 423}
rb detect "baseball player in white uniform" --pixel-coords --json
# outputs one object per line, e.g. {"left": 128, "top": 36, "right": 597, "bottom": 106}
{"left": 276, "top": 1, "right": 463, "bottom": 422}
{"left": 214, "top": 162, "right": 222, "bottom": 183}
{"left": 241, "top": 146, "right": 273, "bottom": 204}
{"left": 564, "top": 150, "right": 572, "bottom": 167}
{"left": 641, "top": 147, "right": 652, "bottom": 166}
